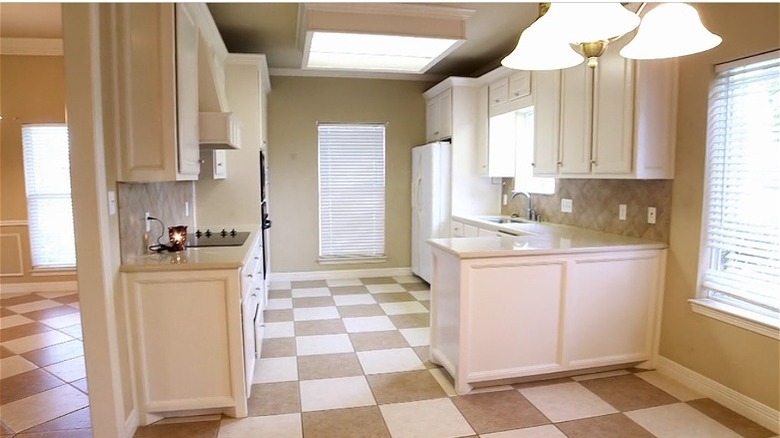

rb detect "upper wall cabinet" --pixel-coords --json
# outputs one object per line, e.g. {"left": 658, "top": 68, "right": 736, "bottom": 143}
{"left": 532, "top": 38, "right": 678, "bottom": 180}
{"left": 112, "top": 4, "right": 200, "bottom": 182}
{"left": 425, "top": 89, "right": 453, "bottom": 142}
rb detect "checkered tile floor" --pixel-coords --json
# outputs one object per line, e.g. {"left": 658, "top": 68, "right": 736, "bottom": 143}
{"left": 133, "top": 276, "right": 775, "bottom": 438}
{"left": 0, "top": 291, "right": 90, "bottom": 437}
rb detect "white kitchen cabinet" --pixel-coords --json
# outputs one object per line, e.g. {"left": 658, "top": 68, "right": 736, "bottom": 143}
{"left": 488, "top": 79, "right": 508, "bottom": 107}
{"left": 199, "top": 112, "right": 242, "bottom": 149}
{"left": 463, "top": 223, "right": 479, "bottom": 237}
{"left": 200, "top": 149, "right": 227, "bottom": 180}
{"left": 425, "top": 89, "right": 453, "bottom": 142}
{"left": 531, "top": 70, "right": 561, "bottom": 175}
{"left": 450, "top": 220, "right": 464, "bottom": 237}
{"left": 112, "top": 3, "right": 200, "bottom": 182}
{"left": 508, "top": 71, "right": 531, "bottom": 101}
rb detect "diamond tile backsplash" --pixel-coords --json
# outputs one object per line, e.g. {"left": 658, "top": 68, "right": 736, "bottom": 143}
{"left": 501, "top": 178, "right": 672, "bottom": 242}
{"left": 117, "top": 182, "right": 196, "bottom": 261}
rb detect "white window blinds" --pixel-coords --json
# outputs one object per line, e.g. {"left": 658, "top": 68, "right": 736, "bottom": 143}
{"left": 21, "top": 124, "right": 77, "bottom": 268}
{"left": 701, "top": 51, "right": 780, "bottom": 320}
{"left": 318, "top": 123, "right": 386, "bottom": 261}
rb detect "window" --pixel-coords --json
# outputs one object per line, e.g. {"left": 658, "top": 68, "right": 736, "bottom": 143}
{"left": 318, "top": 123, "right": 386, "bottom": 262}
{"left": 694, "top": 51, "right": 779, "bottom": 336}
{"left": 21, "top": 124, "right": 77, "bottom": 269}
{"left": 512, "top": 108, "right": 555, "bottom": 195}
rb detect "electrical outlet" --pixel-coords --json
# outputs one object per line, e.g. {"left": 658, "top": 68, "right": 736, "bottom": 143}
{"left": 185, "top": 201, "right": 190, "bottom": 217}
{"left": 619, "top": 204, "right": 627, "bottom": 221}
{"left": 647, "top": 207, "right": 657, "bottom": 224}
{"left": 107, "top": 191, "right": 117, "bottom": 216}
{"left": 561, "top": 198, "right": 573, "bottom": 213}
{"left": 145, "top": 212, "right": 151, "bottom": 232}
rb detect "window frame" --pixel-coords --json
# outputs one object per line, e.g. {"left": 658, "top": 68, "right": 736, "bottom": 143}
{"left": 690, "top": 50, "right": 780, "bottom": 339}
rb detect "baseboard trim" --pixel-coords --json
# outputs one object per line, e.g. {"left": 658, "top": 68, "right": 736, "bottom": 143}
{"left": 123, "top": 410, "right": 139, "bottom": 438}
{"left": 657, "top": 356, "right": 779, "bottom": 433}
{"left": 271, "top": 267, "right": 413, "bottom": 283}
{"left": 0, "top": 281, "right": 79, "bottom": 295}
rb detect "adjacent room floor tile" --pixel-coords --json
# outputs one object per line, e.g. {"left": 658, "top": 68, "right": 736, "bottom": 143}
{"left": 270, "top": 281, "right": 292, "bottom": 290}
{"left": 357, "top": 348, "right": 425, "bottom": 375}
{"left": 389, "top": 313, "right": 430, "bottom": 329}
{"left": 21, "top": 340, "right": 84, "bottom": 367}
{"left": 1, "top": 294, "right": 46, "bottom": 308}
{"left": 263, "top": 321, "right": 295, "bottom": 339}
{"left": 1, "top": 314, "right": 38, "bottom": 330}
{"left": 293, "top": 306, "right": 340, "bottom": 321}
{"left": 380, "top": 398, "right": 475, "bottom": 438}
{"left": 294, "top": 319, "right": 346, "bottom": 336}
{"left": 292, "top": 296, "right": 335, "bottom": 308}
{"left": 360, "top": 277, "right": 397, "bottom": 285}
{"left": 39, "top": 313, "right": 83, "bottom": 330}
{"left": 302, "top": 406, "right": 390, "bottom": 438}
{"left": 512, "top": 377, "right": 575, "bottom": 390}
{"left": 253, "top": 356, "right": 298, "bottom": 383}
{"left": 6, "top": 300, "right": 61, "bottom": 315}
{"left": 367, "top": 370, "right": 447, "bottom": 404}
{"left": 296, "top": 334, "right": 354, "bottom": 356}
{"left": 479, "top": 424, "right": 567, "bottom": 438}
{"left": 686, "top": 398, "right": 775, "bottom": 438}
{"left": 299, "top": 376, "right": 376, "bottom": 412}
{"left": 366, "top": 284, "right": 406, "bottom": 294}
{"left": 267, "top": 298, "right": 293, "bottom": 310}
{"left": 412, "top": 346, "right": 440, "bottom": 369}
{"left": 349, "top": 331, "right": 409, "bottom": 352}
{"left": 626, "top": 402, "right": 743, "bottom": 438}
{"left": 337, "top": 304, "right": 385, "bottom": 318}
{"left": 409, "top": 290, "right": 431, "bottom": 301}
{"left": 3, "top": 331, "right": 74, "bottom": 355}
{"left": 452, "top": 389, "right": 549, "bottom": 434}
{"left": 0, "top": 322, "right": 52, "bottom": 342}
{"left": 135, "top": 419, "right": 221, "bottom": 438}
{"left": 399, "top": 327, "right": 430, "bottom": 347}
{"left": 58, "top": 324, "right": 83, "bottom": 340}
{"left": 519, "top": 382, "right": 618, "bottom": 423}
{"left": 578, "top": 374, "right": 678, "bottom": 411}
{"left": 343, "top": 316, "right": 396, "bottom": 333}
{"left": 263, "top": 309, "right": 294, "bottom": 323}
{"left": 326, "top": 278, "right": 363, "bottom": 287}
{"left": 24, "top": 406, "right": 92, "bottom": 433}
{"left": 379, "top": 301, "right": 429, "bottom": 315}
{"left": 372, "top": 292, "right": 417, "bottom": 303}
{"left": 260, "top": 337, "right": 296, "bottom": 358}
{"left": 268, "top": 289, "right": 292, "bottom": 299}
{"left": 297, "top": 352, "right": 364, "bottom": 380}
{"left": 22, "top": 305, "right": 79, "bottom": 322}
{"left": 71, "top": 378, "right": 88, "bottom": 395}
{"left": 429, "top": 368, "right": 458, "bottom": 397}
{"left": 0, "top": 355, "right": 38, "bottom": 379}
{"left": 291, "top": 280, "right": 328, "bottom": 289}
{"left": 0, "top": 368, "right": 65, "bottom": 405}
{"left": 333, "top": 294, "right": 376, "bottom": 306}
{"left": 328, "top": 285, "right": 369, "bottom": 295}
{"left": 393, "top": 275, "right": 424, "bottom": 284}
{"left": 291, "top": 287, "right": 331, "bottom": 298}
{"left": 218, "top": 413, "right": 302, "bottom": 438}
{"left": 556, "top": 413, "right": 655, "bottom": 438}
{"left": 43, "top": 356, "right": 87, "bottom": 383}
{"left": 247, "top": 382, "right": 300, "bottom": 416}
{"left": 571, "top": 369, "right": 631, "bottom": 381}
{"left": 0, "top": 384, "right": 89, "bottom": 432}
{"left": 635, "top": 371, "right": 703, "bottom": 402}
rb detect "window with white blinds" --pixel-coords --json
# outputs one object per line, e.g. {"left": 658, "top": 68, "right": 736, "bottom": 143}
{"left": 318, "top": 123, "right": 386, "bottom": 261}
{"left": 21, "top": 124, "right": 77, "bottom": 268}
{"left": 699, "top": 51, "right": 779, "bottom": 327}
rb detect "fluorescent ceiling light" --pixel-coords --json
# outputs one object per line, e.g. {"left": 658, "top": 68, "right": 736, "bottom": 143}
{"left": 305, "top": 32, "right": 460, "bottom": 73}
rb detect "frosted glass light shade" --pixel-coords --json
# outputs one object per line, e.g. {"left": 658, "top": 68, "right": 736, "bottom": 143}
{"left": 544, "top": 3, "right": 640, "bottom": 43}
{"left": 620, "top": 3, "right": 722, "bottom": 60}
{"left": 501, "top": 14, "right": 584, "bottom": 71}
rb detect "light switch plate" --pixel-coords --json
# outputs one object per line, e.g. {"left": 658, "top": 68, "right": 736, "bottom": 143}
{"left": 648, "top": 207, "right": 657, "bottom": 224}
{"left": 107, "top": 191, "right": 117, "bottom": 216}
{"left": 502, "top": 194, "right": 508, "bottom": 206}
{"left": 561, "top": 198, "right": 573, "bottom": 213}
{"left": 619, "top": 204, "right": 627, "bottom": 221}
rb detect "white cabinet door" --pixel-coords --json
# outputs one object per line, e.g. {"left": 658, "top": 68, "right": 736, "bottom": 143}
{"left": 508, "top": 71, "right": 531, "bottom": 100}
{"left": 463, "top": 224, "right": 479, "bottom": 237}
{"left": 175, "top": 4, "right": 201, "bottom": 176}
{"left": 488, "top": 78, "right": 508, "bottom": 106}
{"left": 559, "top": 63, "right": 593, "bottom": 175}
{"left": 450, "top": 220, "right": 464, "bottom": 237}
{"left": 425, "top": 98, "right": 440, "bottom": 142}
{"left": 439, "top": 90, "right": 453, "bottom": 140}
{"left": 532, "top": 70, "right": 561, "bottom": 176}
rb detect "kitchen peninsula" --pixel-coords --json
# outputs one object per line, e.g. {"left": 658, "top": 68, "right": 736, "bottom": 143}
{"left": 428, "top": 220, "right": 667, "bottom": 395}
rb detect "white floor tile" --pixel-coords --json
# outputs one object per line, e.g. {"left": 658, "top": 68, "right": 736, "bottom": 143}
{"left": 293, "top": 306, "right": 340, "bottom": 321}
{"left": 2, "top": 330, "right": 74, "bottom": 354}
{"left": 379, "top": 301, "right": 429, "bottom": 315}
{"left": 253, "top": 356, "right": 298, "bottom": 383}
{"left": 218, "top": 413, "right": 302, "bottom": 438}
{"left": 44, "top": 356, "right": 87, "bottom": 382}
{"left": 291, "top": 287, "right": 331, "bottom": 298}
{"left": 343, "top": 316, "right": 396, "bottom": 333}
{"left": 40, "top": 312, "right": 83, "bottom": 329}
{"left": 299, "top": 376, "right": 375, "bottom": 412}
{"left": 264, "top": 322, "right": 295, "bottom": 339}
{"left": 295, "top": 334, "right": 354, "bottom": 356}
{"left": 380, "top": 398, "right": 475, "bottom": 438}
{"left": 35, "top": 292, "right": 78, "bottom": 299}
{"left": 68, "top": 302, "right": 80, "bottom": 309}
{"left": 571, "top": 369, "right": 631, "bottom": 381}
{"left": 480, "top": 425, "right": 567, "bottom": 438}
{"left": 519, "top": 381, "right": 618, "bottom": 422}
{"left": 270, "top": 281, "right": 292, "bottom": 291}
{"left": 399, "top": 327, "right": 430, "bottom": 347}
{"left": 636, "top": 371, "right": 703, "bottom": 402}
{"left": 326, "top": 278, "right": 363, "bottom": 287}
{"left": 0, "top": 314, "right": 33, "bottom": 329}
{"left": 58, "top": 324, "right": 83, "bottom": 339}
{"left": 392, "top": 275, "right": 425, "bottom": 284}
{"left": 6, "top": 299, "right": 61, "bottom": 314}
{"left": 626, "top": 402, "right": 743, "bottom": 438}
{"left": 333, "top": 294, "right": 376, "bottom": 306}
{"left": 410, "top": 290, "right": 431, "bottom": 301}
{"left": 357, "top": 348, "right": 425, "bottom": 375}
{"left": 0, "top": 355, "right": 38, "bottom": 379}
{"left": 0, "top": 384, "right": 89, "bottom": 432}
{"left": 267, "top": 298, "right": 293, "bottom": 310}
{"left": 429, "top": 368, "right": 457, "bottom": 397}
{"left": 366, "top": 284, "right": 406, "bottom": 294}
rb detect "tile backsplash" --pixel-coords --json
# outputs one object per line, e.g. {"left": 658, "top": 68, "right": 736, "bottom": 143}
{"left": 501, "top": 178, "right": 672, "bottom": 242}
{"left": 117, "top": 182, "right": 196, "bottom": 261}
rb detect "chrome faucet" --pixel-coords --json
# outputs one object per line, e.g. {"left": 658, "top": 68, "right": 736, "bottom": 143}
{"left": 511, "top": 191, "right": 538, "bottom": 221}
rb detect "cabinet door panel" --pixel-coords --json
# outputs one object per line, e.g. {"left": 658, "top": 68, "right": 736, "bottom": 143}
{"left": 559, "top": 64, "right": 593, "bottom": 174}
{"left": 439, "top": 90, "right": 453, "bottom": 139}
{"left": 509, "top": 72, "right": 531, "bottom": 100}
{"left": 176, "top": 4, "right": 201, "bottom": 177}
{"left": 426, "top": 98, "right": 440, "bottom": 142}
{"left": 532, "top": 70, "right": 561, "bottom": 176}
{"left": 489, "top": 79, "right": 509, "bottom": 106}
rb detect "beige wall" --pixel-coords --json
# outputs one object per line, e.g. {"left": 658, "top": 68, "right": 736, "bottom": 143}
{"left": 267, "top": 76, "right": 432, "bottom": 273}
{"left": 0, "top": 54, "right": 77, "bottom": 286}
{"left": 662, "top": 3, "right": 779, "bottom": 410}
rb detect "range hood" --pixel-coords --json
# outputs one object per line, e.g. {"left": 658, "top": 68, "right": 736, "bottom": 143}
{"left": 199, "top": 112, "right": 241, "bottom": 150}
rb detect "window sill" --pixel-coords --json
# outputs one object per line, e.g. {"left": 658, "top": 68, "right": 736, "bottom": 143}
{"left": 318, "top": 257, "right": 387, "bottom": 266}
{"left": 31, "top": 267, "right": 77, "bottom": 277}
{"left": 689, "top": 298, "right": 779, "bottom": 340}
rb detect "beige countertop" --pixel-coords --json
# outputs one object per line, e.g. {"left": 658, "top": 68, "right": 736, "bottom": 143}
{"left": 120, "top": 228, "right": 260, "bottom": 272}
{"left": 433, "top": 216, "right": 667, "bottom": 258}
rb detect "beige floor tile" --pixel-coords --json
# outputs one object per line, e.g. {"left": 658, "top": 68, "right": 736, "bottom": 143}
{"left": 0, "top": 315, "right": 34, "bottom": 330}
{"left": 379, "top": 301, "right": 429, "bottom": 315}
{"left": 338, "top": 304, "right": 385, "bottom": 318}
{"left": 393, "top": 275, "right": 424, "bottom": 284}
{"left": 293, "top": 319, "right": 346, "bottom": 336}
{"left": 2, "top": 331, "right": 73, "bottom": 354}
{"left": 571, "top": 369, "right": 631, "bottom": 381}
{"left": 263, "top": 322, "right": 295, "bottom": 339}
{"left": 291, "top": 296, "right": 335, "bottom": 308}
{"left": 519, "top": 382, "right": 618, "bottom": 422}
{"left": 357, "top": 348, "right": 425, "bottom": 375}
{"left": 512, "top": 377, "right": 575, "bottom": 390}
{"left": 343, "top": 316, "right": 396, "bottom": 333}
{"left": 44, "top": 356, "right": 87, "bottom": 382}
{"left": 24, "top": 406, "right": 92, "bottom": 433}
{"left": 469, "top": 385, "right": 517, "bottom": 394}
{"left": 303, "top": 406, "right": 390, "bottom": 438}
{"left": 270, "top": 280, "right": 292, "bottom": 290}
{"left": 333, "top": 294, "right": 377, "bottom": 306}
{"left": 35, "top": 292, "right": 78, "bottom": 300}
{"left": 429, "top": 368, "right": 458, "bottom": 397}
{"left": 556, "top": 413, "right": 655, "bottom": 437}
{"left": 0, "top": 384, "right": 88, "bottom": 432}
{"left": 686, "top": 398, "right": 776, "bottom": 438}
{"left": 290, "top": 287, "right": 331, "bottom": 298}
{"left": 626, "top": 402, "right": 743, "bottom": 438}
{"left": 39, "top": 313, "right": 83, "bottom": 330}
{"left": 380, "top": 398, "right": 475, "bottom": 438}
{"left": 452, "top": 389, "right": 549, "bottom": 434}
{"left": 366, "top": 284, "right": 406, "bottom": 294}
{"left": 21, "top": 340, "right": 84, "bottom": 367}
{"left": 409, "top": 290, "right": 431, "bottom": 300}
{"left": 0, "top": 355, "right": 38, "bottom": 379}
{"left": 389, "top": 313, "right": 430, "bottom": 329}
{"left": 295, "top": 334, "right": 354, "bottom": 356}
{"left": 292, "top": 306, "right": 340, "bottom": 321}
{"left": 252, "top": 356, "right": 298, "bottom": 383}
{"left": 297, "top": 353, "right": 364, "bottom": 380}
{"left": 267, "top": 298, "right": 293, "bottom": 310}
{"left": 635, "top": 371, "right": 703, "bottom": 402}
{"left": 372, "top": 292, "right": 417, "bottom": 303}
{"left": 326, "top": 278, "right": 363, "bottom": 287}
{"left": 480, "top": 424, "right": 567, "bottom": 438}
{"left": 6, "top": 300, "right": 61, "bottom": 315}
{"left": 264, "top": 309, "right": 294, "bottom": 323}
{"left": 247, "top": 381, "right": 300, "bottom": 416}
{"left": 0, "top": 322, "right": 52, "bottom": 342}
{"left": 299, "top": 376, "right": 376, "bottom": 412}
{"left": 328, "top": 285, "right": 370, "bottom": 295}
{"left": 291, "top": 280, "right": 328, "bottom": 289}
{"left": 218, "top": 413, "right": 302, "bottom": 438}
{"left": 360, "top": 277, "right": 398, "bottom": 285}
{"left": 367, "top": 370, "right": 447, "bottom": 404}
{"left": 399, "top": 327, "right": 430, "bottom": 347}
{"left": 349, "top": 331, "right": 409, "bottom": 352}
{"left": 412, "top": 346, "right": 441, "bottom": 369}
{"left": 579, "top": 374, "right": 678, "bottom": 411}
{"left": 1, "top": 294, "right": 46, "bottom": 308}
{"left": 268, "top": 289, "right": 292, "bottom": 299}
{"left": 420, "top": 300, "right": 431, "bottom": 310}
{"left": 401, "top": 282, "right": 430, "bottom": 291}
{"left": 260, "top": 337, "right": 297, "bottom": 358}
{"left": 135, "top": 419, "right": 220, "bottom": 438}
{"left": 0, "top": 368, "right": 65, "bottom": 405}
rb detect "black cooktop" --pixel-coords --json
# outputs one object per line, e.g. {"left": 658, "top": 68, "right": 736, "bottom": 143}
{"left": 187, "top": 229, "right": 250, "bottom": 248}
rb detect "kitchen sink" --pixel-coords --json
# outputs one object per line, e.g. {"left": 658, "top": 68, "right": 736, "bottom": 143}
{"left": 479, "top": 215, "right": 534, "bottom": 224}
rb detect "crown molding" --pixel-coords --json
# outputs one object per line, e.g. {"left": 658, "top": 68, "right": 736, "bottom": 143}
{"left": 269, "top": 67, "right": 443, "bottom": 83}
{"left": 0, "top": 38, "right": 63, "bottom": 56}
{"left": 304, "top": 3, "right": 475, "bottom": 20}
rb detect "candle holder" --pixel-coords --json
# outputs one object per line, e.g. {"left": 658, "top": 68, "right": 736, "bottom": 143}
{"left": 168, "top": 225, "right": 188, "bottom": 251}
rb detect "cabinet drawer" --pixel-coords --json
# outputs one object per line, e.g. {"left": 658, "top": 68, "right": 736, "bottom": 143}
{"left": 489, "top": 80, "right": 509, "bottom": 106}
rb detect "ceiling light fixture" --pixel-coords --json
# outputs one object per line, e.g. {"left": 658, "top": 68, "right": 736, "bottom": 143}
{"left": 502, "top": 2, "right": 722, "bottom": 71}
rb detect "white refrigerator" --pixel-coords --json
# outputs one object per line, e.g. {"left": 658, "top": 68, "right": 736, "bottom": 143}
{"left": 411, "top": 141, "right": 451, "bottom": 283}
